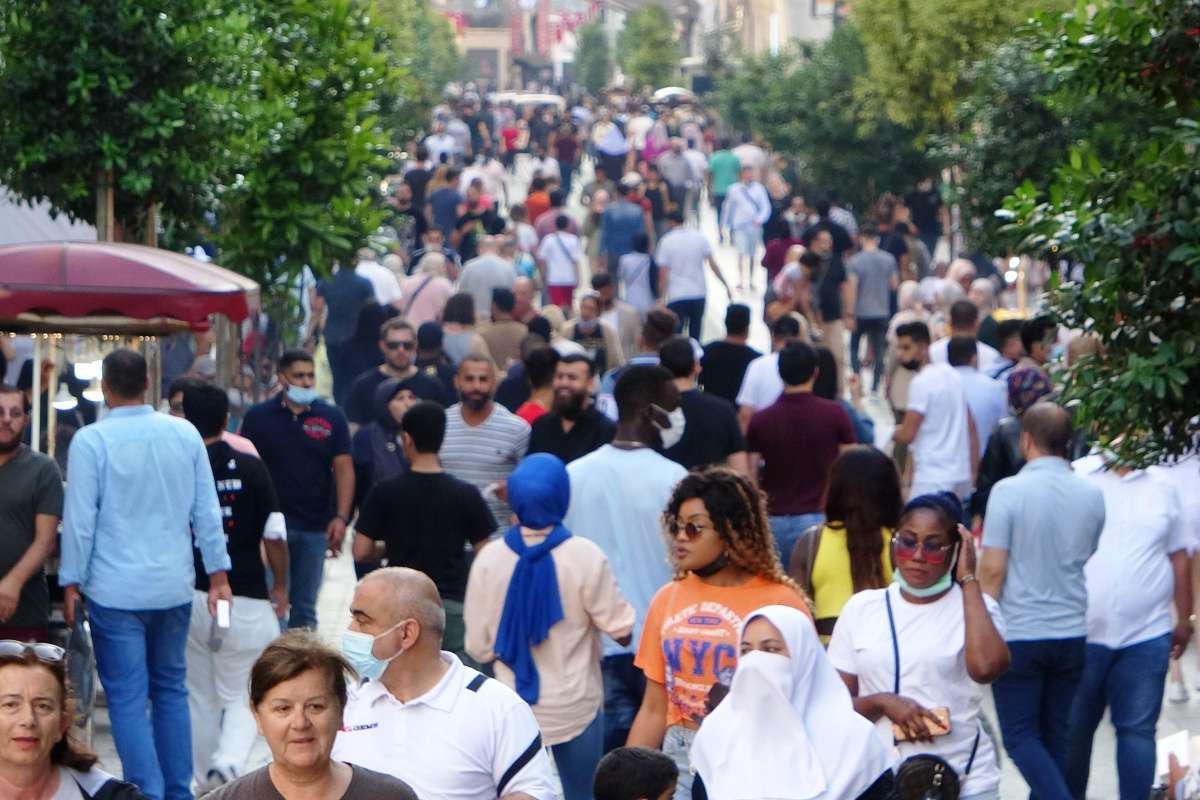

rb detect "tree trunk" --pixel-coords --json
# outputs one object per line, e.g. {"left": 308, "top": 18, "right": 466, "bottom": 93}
{"left": 95, "top": 170, "right": 115, "bottom": 242}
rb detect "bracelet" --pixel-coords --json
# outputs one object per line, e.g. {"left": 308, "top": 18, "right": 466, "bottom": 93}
{"left": 337, "top": 514, "right": 352, "bottom": 525}
{"left": 959, "top": 573, "right": 978, "bottom": 586}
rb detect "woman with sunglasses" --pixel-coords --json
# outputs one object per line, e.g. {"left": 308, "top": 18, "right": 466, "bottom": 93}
{"left": 0, "top": 641, "right": 146, "bottom": 799}
{"left": 827, "top": 493, "right": 1010, "bottom": 800}
{"left": 627, "top": 467, "right": 810, "bottom": 800}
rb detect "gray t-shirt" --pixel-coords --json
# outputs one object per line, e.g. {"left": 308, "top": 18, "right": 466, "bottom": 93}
{"left": 439, "top": 403, "right": 530, "bottom": 528}
{"left": 847, "top": 249, "right": 898, "bottom": 320}
{"left": 0, "top": 445, "right": 63, "bottom": 627}
{"left": 204, "top": 764, "right": 416, "bottom": 800}
{"left": 458, "top": 254, "right": 518, "bottom": 319}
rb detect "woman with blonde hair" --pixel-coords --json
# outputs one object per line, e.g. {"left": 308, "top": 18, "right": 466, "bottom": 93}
{"left": 627, "top": 467, "right": 811, "bottom": 799}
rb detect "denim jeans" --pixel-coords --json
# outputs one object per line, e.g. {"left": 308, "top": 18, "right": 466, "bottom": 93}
{"left": 1065, "top": 633, "right": 1171, "bottom": 800}
{"left": 88, "top": 600, "right": 193, "bottom": 800}
{"left": 663, "top": 725, "right": 696, "bottom": 800}
{"left": 850, "top": 317, "right": 889, "bottom": 391}
{"left": 550, "top": 711, "right": 604, "bottom": 800}
{"left": 769, "top": 513, "right": 825, "bottom": 565}
{"left": 287, "top": 528, "right": 328, "bottom": 630}
{"left": 668, "top": 298, "right": 706, "bottom": 341}
{"left": 991, "top": 637, "right": 1087, "bottom": 800}
{"left": 601, "top": 654, "right": 646, "bottom": 752}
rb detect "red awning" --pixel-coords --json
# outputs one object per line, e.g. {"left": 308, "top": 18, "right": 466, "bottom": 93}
{"left": 0, "top": 241, "right": 260, "bottom": 330}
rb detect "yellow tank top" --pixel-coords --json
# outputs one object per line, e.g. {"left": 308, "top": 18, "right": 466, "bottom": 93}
{"left": 811, "top": 524, "right": 893, "bottom": 642}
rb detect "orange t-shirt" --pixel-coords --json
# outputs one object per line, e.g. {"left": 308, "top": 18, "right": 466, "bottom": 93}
{"left": 635, "top": 574, "right": 811, "bottom": 727}
{"left": 525, "top": 192, "right": 551, "bottom": 225}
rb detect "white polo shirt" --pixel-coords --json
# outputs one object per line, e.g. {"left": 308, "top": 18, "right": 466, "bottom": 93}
{"left": 332, "top": 653, "right": 556, "bottom": 800}
{"left": 735, "top": 352, "right": 783, "bottom": 412}
{"left": 1075, "top": 455, "right": 1187, "bottom": 650}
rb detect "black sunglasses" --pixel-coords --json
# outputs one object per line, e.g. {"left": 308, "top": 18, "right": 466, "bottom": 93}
{"left": 667, "top": 518, "right": 710, "bottom": 541}
{"left": 384, "top": 340, "right": 416, "bottom": 351}
{"left": 0, "top": 641, "right": 65, "bottom": 662}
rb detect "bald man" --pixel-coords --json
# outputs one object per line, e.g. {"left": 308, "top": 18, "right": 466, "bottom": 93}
{"left": 333, "top": 568, "right": 556, "bottom": 800}
{"left": 512, "top": 277, "right": 539, "bottom": 325}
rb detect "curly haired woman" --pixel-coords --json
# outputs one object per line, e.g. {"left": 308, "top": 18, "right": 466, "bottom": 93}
{"left": 627, "top": 467, "right": 811, "bottom": 799}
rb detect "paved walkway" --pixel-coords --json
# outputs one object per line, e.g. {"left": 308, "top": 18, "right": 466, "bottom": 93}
{"left": 88, "top": 162, "right": 1186, "bottom": 797}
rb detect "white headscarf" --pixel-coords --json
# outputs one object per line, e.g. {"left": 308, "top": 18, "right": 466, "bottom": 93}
{"left": 690, "top": 605, "right": 891, "bottom": 800}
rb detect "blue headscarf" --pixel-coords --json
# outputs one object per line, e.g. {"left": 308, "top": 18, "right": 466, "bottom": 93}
{"left": 495, "top": 454, "right": 572, "bottom": 705}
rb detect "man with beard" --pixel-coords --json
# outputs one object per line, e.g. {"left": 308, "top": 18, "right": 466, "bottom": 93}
{"left": 0, "top": 383, "right": 63, "bottom": 642}
{"left": 528, "top": 354, "right": 615, "bottom": 464}
{"left": 439, "top": 354, "right": 530, "bottom": 529}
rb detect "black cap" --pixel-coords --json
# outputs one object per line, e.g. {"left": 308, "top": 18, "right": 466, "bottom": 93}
{"left": 417, "top": 321, "right": 443, "bottom": 350}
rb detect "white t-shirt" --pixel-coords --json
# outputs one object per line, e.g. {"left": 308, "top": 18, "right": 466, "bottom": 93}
{"left": 735, "top": 352, "right": 783, "bottom": 411}
{"left": 536, "top": 232, "right": 581, "bottom": 287}
{"left": 828, "top": 585, "right": 1006, "bottom": 797}
{"left": 655, "top": 227, "right": 712, "bottom": 302}
{"left": 617, "top": 252, "right": 657, "bottom": 312}
{"left": 930, "top": 337, "right": 1003, "bottom": 375}
{"left": 354, "top": 260, "right": 403, "bottom": 306}
{"left": 906, "top": 362, "right": 972, "bottom": 489}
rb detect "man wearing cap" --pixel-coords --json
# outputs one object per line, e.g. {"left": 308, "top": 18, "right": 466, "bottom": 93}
{"left": 414, "top": 322, "right": 459, "bottom": 406}
{"left": 600, "top": 175, "right": 654, "bottom": 273}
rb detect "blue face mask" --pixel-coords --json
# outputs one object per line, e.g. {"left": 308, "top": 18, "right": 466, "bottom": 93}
{"left": 285, "top": 384, "right": 318, "bottom": 406}
{"left": 893, "top": 568, "right": 954, "bottom": 598}
{"left": 340, "top": 622, "right": 405, "bottom": 681}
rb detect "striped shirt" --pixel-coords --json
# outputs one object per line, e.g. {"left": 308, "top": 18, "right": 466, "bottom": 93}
{"left": 440, "top": 403, "right": 530, "bottom": 528}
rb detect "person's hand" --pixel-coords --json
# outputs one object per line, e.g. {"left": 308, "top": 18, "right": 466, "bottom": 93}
{"left": 326, "top": 517, "right": 347, "bottom": 556}
{"left": 1169, "top": 753, "right": 1188, "bottom": 797}
{"left": 63, "top": 586, "right": 82, "bottom": 628}
{"left": 207, "top": 572, "right": 233, "bottom": 618}
{"left": 955, "top": 526, "right": 977, "bottom": 582}
{"left": 0, "top": 575, "right": 21, "bottom": 622}
{"left": 269, "top": 584, "right": 289, "bottom": 620}
{"left": 1172, "top": 620, "right": 1193, "bottom": 660}
{"left": 881, "top": 695, "right": 943, "bottom": 743}
{"left": 847, "top": 375, "right": 863, "bottom": 405}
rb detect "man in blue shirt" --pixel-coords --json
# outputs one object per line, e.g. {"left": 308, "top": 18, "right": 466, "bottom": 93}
{"left": 61, "top": 349, "right": 231, "bottom": 800}
{"left": 979, "top": 402, "right": 1105, "bottom": 800}
{"left": 601, "top": 176, "right": 652, "bottom": 273}
{"left": 313, "top": 264, "right": 374, "bottom": 407}
{"left": 241, "top": 349, "right": 354, "bottom": 631}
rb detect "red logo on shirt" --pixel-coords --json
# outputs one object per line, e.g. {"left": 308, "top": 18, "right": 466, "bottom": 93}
{"left": 302, "top": 416, "right": 333, "bottom": 441}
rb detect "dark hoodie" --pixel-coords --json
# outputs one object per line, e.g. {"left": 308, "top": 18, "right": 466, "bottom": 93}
{"left": 350, "top": 377, "right": 441, "bottom": 511}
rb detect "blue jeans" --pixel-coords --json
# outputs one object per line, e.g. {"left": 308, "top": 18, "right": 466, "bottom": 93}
{"left": 551, "top": 710, "right": 604, "bottom": 800}
{"left": 88, "top": 600, "right": 193, "bottom": 800}
{"left": 1065, "top": 633, "right": 1171, "bottom": 800}
{"left": 667, "top": 298, "right": 706, "bottom": 340}
{"left": 601, "top": 654, "right": 645, "bottom": 752}
{"left": 287, "top": 528, "right": 328, "bottom": 630}
{"left": 769, "top": 513, "right": 825, "bottom": 565}
{"left": 991, "top": 638, "right": 1086, "bottom": 800}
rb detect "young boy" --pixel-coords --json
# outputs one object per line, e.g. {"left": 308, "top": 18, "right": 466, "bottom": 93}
{"left": 593, "top": 747, "right": 679, "bottom": 800}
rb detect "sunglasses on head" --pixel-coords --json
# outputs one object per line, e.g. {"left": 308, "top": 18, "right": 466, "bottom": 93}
{"left": 0, "top": 641, "right": 65, "bottom": 662}
{"left": 891, "top": 534, "right": 954, "bottom": 565}
{"left": 667, "top": 518, "right": 710, "bottom": 541}
{"left": 384, "top": 340, "right": 416, "bottom": 351}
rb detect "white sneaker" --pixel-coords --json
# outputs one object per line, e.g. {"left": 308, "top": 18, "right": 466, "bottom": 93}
{"left": 1168, "top": 681, "right": 1189, "bottom": 704}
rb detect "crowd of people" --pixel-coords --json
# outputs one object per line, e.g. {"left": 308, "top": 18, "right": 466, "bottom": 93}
{"left": 0, "top": 86, "right": 1197, "bottom": 800}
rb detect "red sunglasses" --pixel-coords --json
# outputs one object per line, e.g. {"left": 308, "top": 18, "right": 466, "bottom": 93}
{"left": 891, "top": 534, "right": 954, "bottom": 565}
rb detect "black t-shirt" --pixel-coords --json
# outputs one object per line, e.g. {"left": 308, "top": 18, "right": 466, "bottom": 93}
{"left": 194, "top": 441, "right": 279, "bottom": 599}
{"left": 0, "top": 446, "right": 62, "bottom": 628}
{"left": 454, "top": 208, "right": 504, "bottom": 263}
{"left": 356, "top": 471, "right": 495, "bottom": 601}
{"left": 905, "top": 188, "right": 942, "bottom": 234}
{"left": 495, "top": 362, "right": 530, "bottom": 412}
{"left": 240, "top": 398, "right": 351, "bottom": 531}
{"left": 345, "top": 367, "right": 449, "bottom": 425}
{"left": 415, "top": 359, "right": 459, "bottom": 405}
{"left": 700, "top": 341, "right": 761, "bottom": 404}
{"left": 404, "top": 167, "right": 433, "bottom": 205}
{"left": 528, "top": 408, "right": 616, "bottom": 464}
{"left": 664, "top": 389, "right": 746, "bottom": 470}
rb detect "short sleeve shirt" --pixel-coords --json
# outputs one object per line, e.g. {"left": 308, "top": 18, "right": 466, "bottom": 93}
{"left": 636, "top": 574, "right": 809, "bottom": 727}
{"left": 240, "top": 398, "right": 351, "bottom": 531}
{"left": 205, "top": 764, "right": 416, "bottom": 800}
{"left": 656, "top": 228, "right": 713, "bottom": 303}
{"left": 0, "top": 446, "right": 63, "bottom": 627}
{"left": 734, "top": 353, "right": 783, "bottom": 412}
{"left": 439, "top": 404, "right": 530, "bottom": 528}
{"left": 906, "top": 363, "right": 971, "bottom": 489}
{"left": 536, "top": 232, "right": 582, "bottom": 286}
{"left": 847, "top": 250, "right": 898, "bottom": 319}
{"left": 317, "top": 270, "right": 375, "bottom": 345}
{"left": 664, "top": 390, "right": 746, "bottom": 470}
{"left": 701, "top": 341, "right": 761, "bottom": 404}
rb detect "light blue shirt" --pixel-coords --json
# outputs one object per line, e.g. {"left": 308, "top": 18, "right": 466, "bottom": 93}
{"left": 953, "top": 366, "right": 1008, "bottom": 453}
{"left": 981, "top": 456, "right": 1105, "bottom": 641}
{"left": 60, "top": 405, "right": 230, "bottom": 610}
{"left": 564, "top": 445, "right": 687, "bottom": 656}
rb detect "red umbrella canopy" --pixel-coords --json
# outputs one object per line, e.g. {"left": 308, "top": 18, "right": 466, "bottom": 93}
{"left": 0, "top": 241, "right": 260, "bottom": 329}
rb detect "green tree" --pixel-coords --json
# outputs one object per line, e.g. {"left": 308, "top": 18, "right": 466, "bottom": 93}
{"left": 716, "top": 25, "right": 931, "bottom": 211}
{"left": 375, "top": 0, "right": 463, "bottom": 147}
{"left": 852, "top": 0, "right": 1068, "bottom": 134}
{"left": 616, "top": 6, "right": 681, "bottom": 90}
{"left": 0, "top": 0, "right": 254, "bottom": 240}
{"left": 575, "top": 22, "right": 611, "bottom": 96}
{"left": 1001, "top": 0, "right": 1200, "bottom": 467}
{"left": 214, "top": 0, "right": 394, "bottom": 326}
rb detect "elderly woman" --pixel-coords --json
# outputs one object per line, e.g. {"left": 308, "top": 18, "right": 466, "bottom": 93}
{"left": 206, "top": 631, "right": 416, "bottom": 799}
{"left": 0, "top": 640, "right": 145, "bottom": 799}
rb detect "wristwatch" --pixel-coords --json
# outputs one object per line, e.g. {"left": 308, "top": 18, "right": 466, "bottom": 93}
{"left": 959, "top": 573, "right": 978, "bottom": 586}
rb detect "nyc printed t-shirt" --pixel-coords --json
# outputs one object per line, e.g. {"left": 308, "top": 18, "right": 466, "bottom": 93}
{"left": 635, "top": 574, "right": 809, "bottom": 727}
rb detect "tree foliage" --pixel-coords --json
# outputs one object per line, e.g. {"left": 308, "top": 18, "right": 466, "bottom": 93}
{"left": 375, "top": 0, "right": 463, "bottom": 147}
{"left": 716, "top": 24, "right": 932, "bottom": 212}
{"left": 616, "top": 6, "right": 681, "bottom": 90}
{"left": 1001, "top": 0, "right": 1200, "bottom": 467}
{"left": 575, "top": 22, "right": 611, "bottom": 96}
{"left": 0, "top": 0, "right": 253, "bottom": 239}
{"left": 852, "top": 0, "right": 1068, "bottom": 134}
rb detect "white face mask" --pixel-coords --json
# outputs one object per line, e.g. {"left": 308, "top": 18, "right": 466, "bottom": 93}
{"left": 737, "top": 650, "right": 795, "bottom": 700}
{"left": 654, "top": 406, "right": 687, "bottom": 449}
